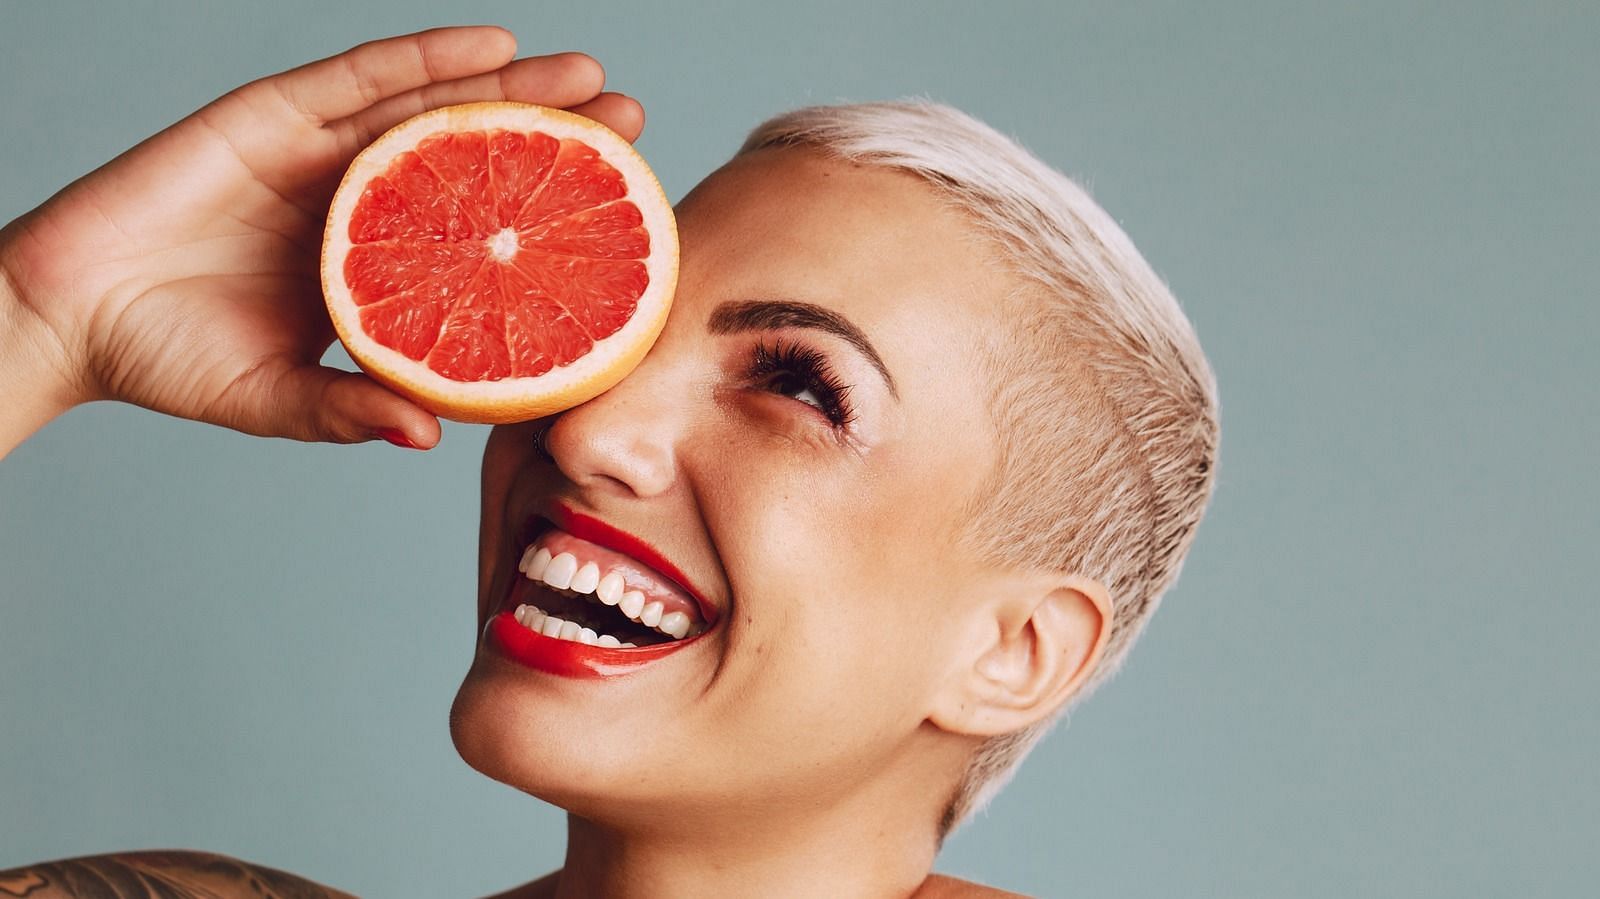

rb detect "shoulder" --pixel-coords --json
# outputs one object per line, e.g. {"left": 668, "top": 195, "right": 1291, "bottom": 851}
{"left": 916, "top": 873, "right": 1032, "bottom": 898}
{"left": 0, "top": 850, "right": 354, "bottom": 898}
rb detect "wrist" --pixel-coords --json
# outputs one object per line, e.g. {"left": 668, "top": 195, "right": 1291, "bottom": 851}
{"left": 0, "top": 232, "right": 85, "bottom": 457}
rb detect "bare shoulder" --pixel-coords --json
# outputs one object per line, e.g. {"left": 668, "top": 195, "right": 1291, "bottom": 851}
{"left": 916, "top": 873, "right": 1032, "bottom": 898}
{"left": 0, "top": 850, "right": 354, "bottom": 899}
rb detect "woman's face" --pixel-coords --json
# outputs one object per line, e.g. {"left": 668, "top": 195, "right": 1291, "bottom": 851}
{"left": 453, "top": 148, "right": 1012, "bottom": 822}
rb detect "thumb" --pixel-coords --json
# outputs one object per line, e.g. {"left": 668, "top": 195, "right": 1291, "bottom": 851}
{"left": 257, "top": 363, "right": 442, "bottom": 449}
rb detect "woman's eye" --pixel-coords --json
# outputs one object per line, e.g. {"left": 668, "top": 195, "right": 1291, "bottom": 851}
{"left": 746, "top": 338, "right": 856, "bottom": 429}
{"left": 769, "top": 373, "right": 824, "bottom": 410}
{"left": 789, "top": 387, "right": 824, "bottom": 410}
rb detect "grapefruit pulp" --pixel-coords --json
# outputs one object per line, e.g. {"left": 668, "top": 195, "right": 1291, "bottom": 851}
{"left": 321, "top": 102, "right": 677, "bottom": 423}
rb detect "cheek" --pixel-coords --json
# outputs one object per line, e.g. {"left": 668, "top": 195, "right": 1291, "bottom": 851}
{"left": 711, "top": 460, "right": 956, "bottom": 723}
{"left": 710, "top": 569, "right": 954, "bottom": 784}
{"left": 480, "top": 424, "right": 530, "bottom": 501}
{"left": 477, "top": 425, "right": 535, "bottom": 610}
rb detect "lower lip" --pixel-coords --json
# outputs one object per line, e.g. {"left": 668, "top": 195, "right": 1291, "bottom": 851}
{"left": 484, "top": 612, "right": 696, "bottom": 679}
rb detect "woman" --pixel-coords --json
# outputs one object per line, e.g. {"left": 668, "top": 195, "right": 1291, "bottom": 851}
{"left": 0, "top": 26, "right": 1217, "bottom": 899}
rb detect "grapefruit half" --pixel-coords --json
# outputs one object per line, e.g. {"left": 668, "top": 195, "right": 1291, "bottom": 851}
{"left": 321, "top": 102, "right": 677, "bottom": 423}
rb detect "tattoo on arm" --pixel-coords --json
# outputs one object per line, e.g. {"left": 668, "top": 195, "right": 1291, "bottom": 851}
{"left": 0, "top": 851, "right": 353, "bottom": 898}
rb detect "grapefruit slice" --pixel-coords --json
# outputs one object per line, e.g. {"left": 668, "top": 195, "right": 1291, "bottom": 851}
{"left": 321, "top": 102, "right": 677, "bottom": 423}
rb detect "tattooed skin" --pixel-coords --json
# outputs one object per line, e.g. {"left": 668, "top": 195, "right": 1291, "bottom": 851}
{"left": 0, "top": 852, "right": 353, "bottom": 899}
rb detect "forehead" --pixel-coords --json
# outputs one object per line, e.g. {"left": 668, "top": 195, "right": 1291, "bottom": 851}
{"left": 672, "top": 147, "right": 1009, "bottom": 379}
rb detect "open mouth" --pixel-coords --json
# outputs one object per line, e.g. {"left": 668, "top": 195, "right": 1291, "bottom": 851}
{"left": 485, "top": 507, "right": 717, "bottom": 677}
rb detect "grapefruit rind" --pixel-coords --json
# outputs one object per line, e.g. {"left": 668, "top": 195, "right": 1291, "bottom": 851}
{"left": 321, "top": 102, "right": 678, "bottom": 424}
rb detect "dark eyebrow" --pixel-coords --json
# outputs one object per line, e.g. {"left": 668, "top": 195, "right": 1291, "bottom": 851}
{"left": 707, "top": 299, "right": 899, "bottom": 399}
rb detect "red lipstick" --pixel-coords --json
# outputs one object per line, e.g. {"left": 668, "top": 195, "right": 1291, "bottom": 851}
{"left": 485, "top": 502, "right": 716, "bottom": 679}
{"left": 485, "top": 613, "right": 693, "bottom": 678}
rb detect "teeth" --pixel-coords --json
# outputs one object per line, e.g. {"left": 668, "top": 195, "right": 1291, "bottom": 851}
{"left": 596, "top": 572, "right": 624, "bottom": 605}
{"left": 524, "top": 547, "right": 553, "bottom": 580}
{"left": 512, "top": 602, "right": 683, "bottom": 650}
{"left": 570, "top": 562, "right": 601, "bottom": 594}
{"left": 513, "top": 552, "right": 707, "bottom": 647}
{"left": 658, "top": 610, "right": 690, "bottom": 639}
{"left": 640, "top": 601, "right": 664, "bottom": 628}
{"left": 514, "top": 604, "right": 546, "bottom": 629}
{"left": 542, "top": 552, "right": 578, "bottom": 589}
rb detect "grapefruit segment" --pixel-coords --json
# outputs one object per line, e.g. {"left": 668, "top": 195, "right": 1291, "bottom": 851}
{"left": 500, "top": 261, "right": 596, "bottom": 374}
{"left": 358, "top": 288, "right": 449, "bottom": 362}
{"left": 321, "top": 102, "right": 677, "bottom": 423}
{"left": 426, "top": 263, "right": 513, "bottom": 382}
{"left": 412, "top": 131, "right": 493, "bottom": 237}
{"left": 513, "top": 253, "right": 647, "bottom": 338}
{"left": 343, "top": 240, "right": 485, "bottom": 306}
{"left": 487, "top": 130, "right": 561, "bottom": 228}
{"left": 514, "top": 142, "right": 629, "bottom": 232}
{"left": 521, "top": 201, "right": 649, "bottom": 258}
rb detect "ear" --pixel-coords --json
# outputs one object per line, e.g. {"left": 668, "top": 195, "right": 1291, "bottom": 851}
{"left": 928, "top": 574, "right": 1111, "bottom": 737}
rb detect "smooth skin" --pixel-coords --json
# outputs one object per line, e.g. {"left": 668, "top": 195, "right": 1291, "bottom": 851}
{"left": 0, "top": 26, "right": 1105, "bottom": 899}
{"left": 457, "top": 148, "right": 1108, "bottom": 898}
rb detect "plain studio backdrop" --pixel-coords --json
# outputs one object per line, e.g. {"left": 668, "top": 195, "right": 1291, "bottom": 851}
{"left": 2, "top": 2, "right": 1596, "bottom": 897}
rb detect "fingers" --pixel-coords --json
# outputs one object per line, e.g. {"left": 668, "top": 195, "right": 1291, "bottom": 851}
{"left": 567, "top": 93, "right": 646, "bottom": 142}
{"left": 268, "top": 26, "right": 518, "bottom": 124}
{"left": 260, "top": 365, "right": 442, "bottom": 449}
{"left": 332, "top": 52, "right": 610, "bottom": 150}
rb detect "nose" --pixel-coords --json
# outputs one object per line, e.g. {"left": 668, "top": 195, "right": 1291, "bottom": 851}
{"left": 541, "top": 356, "right": 683, "bottom": 499}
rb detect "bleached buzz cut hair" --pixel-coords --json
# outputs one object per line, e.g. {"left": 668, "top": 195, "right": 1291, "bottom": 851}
{"left": 736, "top": 101, "right": 1220, "bottom": 835}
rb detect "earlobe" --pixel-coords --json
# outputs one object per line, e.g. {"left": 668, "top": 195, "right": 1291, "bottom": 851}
{"left": 930, "top": 575, "right": 1111, "bottom": 738}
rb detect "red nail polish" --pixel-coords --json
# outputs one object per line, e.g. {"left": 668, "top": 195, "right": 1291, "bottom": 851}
{"left": 375, "top": 427, "right": 420, "bottom": 450}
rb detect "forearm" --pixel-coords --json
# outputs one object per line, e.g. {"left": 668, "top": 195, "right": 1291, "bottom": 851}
{"left": 0, "top": 237, "right": 80, "bottom": 459}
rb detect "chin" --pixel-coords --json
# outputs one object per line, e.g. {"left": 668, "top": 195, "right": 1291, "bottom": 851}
{"left": 452, "top": 652, "right": 609, "bottom": 805}
{"left": 448, "top": 650, "right": 704, "bottom": 822}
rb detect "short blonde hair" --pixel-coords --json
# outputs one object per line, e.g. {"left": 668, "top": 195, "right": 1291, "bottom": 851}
{"left": 737, "top": 101, "right": 1220, "bottom": 834}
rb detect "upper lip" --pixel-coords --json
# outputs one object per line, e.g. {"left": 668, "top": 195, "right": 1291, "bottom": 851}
{"left": 528, "top": 500, "right": 720, "bottom": 627}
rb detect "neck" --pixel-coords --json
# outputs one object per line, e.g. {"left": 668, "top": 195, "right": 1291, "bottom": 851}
{"left": 546, "top": 777, "right": 947, "bottom": 899}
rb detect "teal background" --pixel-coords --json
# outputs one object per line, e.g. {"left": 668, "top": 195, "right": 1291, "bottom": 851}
{"left": 3, "top": 1, "right": 1596, "bottom": 896}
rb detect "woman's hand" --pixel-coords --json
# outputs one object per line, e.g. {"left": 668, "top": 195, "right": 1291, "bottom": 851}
{"left": 0, "top": 26, "right": 643, "bottom": 457}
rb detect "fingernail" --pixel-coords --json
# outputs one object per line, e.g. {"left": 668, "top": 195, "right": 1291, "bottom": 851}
{"left": 374, "top": 427, "right": 421, "bottom": 450}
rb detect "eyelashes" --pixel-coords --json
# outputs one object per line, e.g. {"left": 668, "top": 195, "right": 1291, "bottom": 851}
{"left": 747, "top": 337, "right": 858, "bottom": 429}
